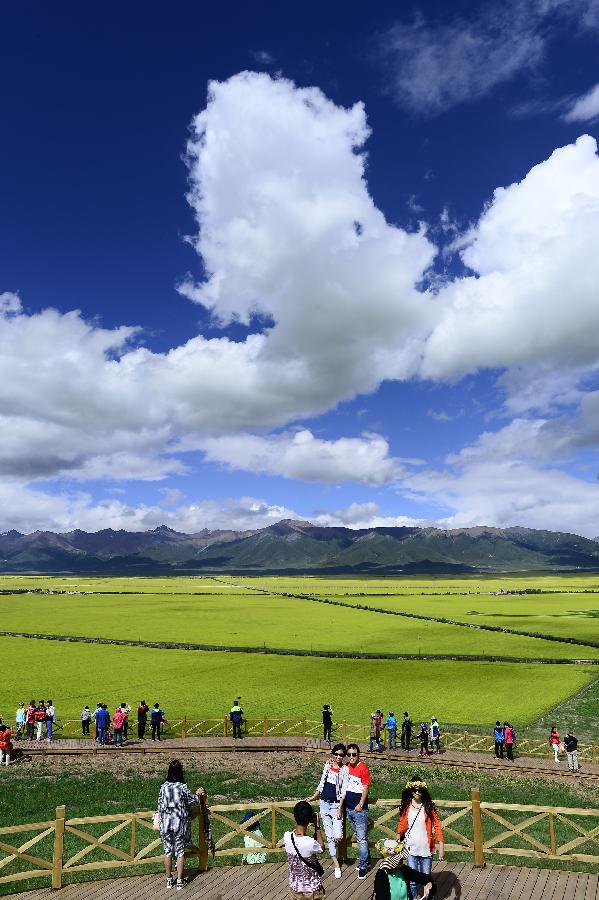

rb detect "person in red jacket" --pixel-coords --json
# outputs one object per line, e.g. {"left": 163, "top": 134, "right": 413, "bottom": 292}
{"left": 397, "top": 777, "right": 444, "bottom": 899}
{"left": 0, "top": 720, "right": 14, "bottom": 766}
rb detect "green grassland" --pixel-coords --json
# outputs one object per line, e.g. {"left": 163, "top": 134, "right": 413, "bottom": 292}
{"left": 2, "top": 573, "right": 599, "bottom": 733}
{"left": 0, "top": 634, "right": 595, "bottom": 728}
{"left": 2, "top": 589, "right": 599, "bottom": 659}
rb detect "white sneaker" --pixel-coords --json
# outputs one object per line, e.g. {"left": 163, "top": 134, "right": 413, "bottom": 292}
{"left": 334, "top": 868, "right": 342, "bottom": 878}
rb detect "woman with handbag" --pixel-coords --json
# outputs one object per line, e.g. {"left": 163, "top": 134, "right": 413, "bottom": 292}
{"left": 157, "top": 759, "right": 206, "bottom": 890}
{"left": 397, "top": 777, "right": 443, "bottom": 899}
{"left": 305, "top": 743, "right": 348, "bottom": 878}
{"left": 283, "top": 801, "right": 324, "bottom": 900}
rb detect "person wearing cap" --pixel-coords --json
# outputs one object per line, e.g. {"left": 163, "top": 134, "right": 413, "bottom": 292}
{"left": 401, "top": 712, "right": 413, "bottom": 752}
{"left": 369, "top": 714, "right": 382, "bottom": 753}
{"left": 385, "top": 711, "right": 398, "bottom": 750}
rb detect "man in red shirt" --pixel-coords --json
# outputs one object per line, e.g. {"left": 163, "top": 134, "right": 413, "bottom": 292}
{"left": 340, "top": 743, "right": 371, "bottom": 879}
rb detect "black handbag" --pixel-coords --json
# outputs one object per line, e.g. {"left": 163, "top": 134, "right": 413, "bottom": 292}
{"left": 291, "top": 833, "right": 325, "bottom": 877}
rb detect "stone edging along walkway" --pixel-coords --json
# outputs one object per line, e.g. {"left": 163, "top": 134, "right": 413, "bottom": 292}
{"left": 1, "top": 630, "right": 598, "bottom": 664}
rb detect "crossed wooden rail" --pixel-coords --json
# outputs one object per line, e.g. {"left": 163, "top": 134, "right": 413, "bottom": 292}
{"left": 39, "top": 717, "right": 599, "bottom": 762}
{"left": 2, "top": 792, "right": 599, "bottom": 891}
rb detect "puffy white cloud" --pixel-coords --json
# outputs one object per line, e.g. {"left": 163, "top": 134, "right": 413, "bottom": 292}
{"left": 421, "top": 136, "right": 599, "bottom": 379}
{"left": 200, "top": 430, "right": 402, "bottom": 484}
{"left": 563, "top": 82, "right": 599, "bottom": 123}
{"left": 0, "top": 483, "right": 300, "bottom": 534}
{"left": 312, "top": 501, "right": 425, "bottom": 528}
{"left": 402, "top": 458, "right": 599, "bottom": 538}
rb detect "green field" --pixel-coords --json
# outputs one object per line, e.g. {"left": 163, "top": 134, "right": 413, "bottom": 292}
{"left": 2, "top": 574, "right": 599, "bottom": 735}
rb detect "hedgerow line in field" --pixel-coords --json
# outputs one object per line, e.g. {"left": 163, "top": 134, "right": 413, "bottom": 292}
{"left": 206, "top": 577, "right": 599, "bottom": 652}
{"left": 2, "top": 629, "right": 598, "bottom": 664}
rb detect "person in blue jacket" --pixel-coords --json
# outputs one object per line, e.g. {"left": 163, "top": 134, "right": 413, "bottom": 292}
{"left": 494, "top": 721, "right": 504, "bottom": 759}
{"left": 385, "top": 711, "right": 398, "bottom": 750}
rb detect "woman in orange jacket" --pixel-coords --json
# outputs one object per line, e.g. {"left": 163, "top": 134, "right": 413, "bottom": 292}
{"left": 0, "top": 720, "right": 13, "bottom": 766}
{"left": 397, "top": 777, "right": 444, "bottom": 898}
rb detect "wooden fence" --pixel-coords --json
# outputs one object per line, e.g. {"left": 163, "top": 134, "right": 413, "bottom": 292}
{"left": 2, "top": 792, "right": 599, "bottom": 891}
{"left": 46, "top": 717, "right": 599, "bottom": 762}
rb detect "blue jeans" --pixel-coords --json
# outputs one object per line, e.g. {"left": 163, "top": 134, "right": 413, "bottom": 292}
{"left": 347, "top": 807, "right": 369, "bottom": 870}
{"left": 98, "top": 727, "right": 107, "bottom": 745}
{"left": 46, "top": 721, "right": 53, "bottom": 740}
{"left": 319, "top": 800, "right": 342, "bottom": 857}
{"left": 113, "top": 728, "right": 123, "bottom": 747}
{"left": 369, "top": 737, "right": 382, "bottom": 752}
{"left": 406, "top": 854, "right": 432, "bottom": 899}
{"left": 388, "top": 729, "right": 397, "bottom": 749}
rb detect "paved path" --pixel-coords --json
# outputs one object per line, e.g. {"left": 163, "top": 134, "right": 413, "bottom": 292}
{"left": 10, "top": 860, "right": 599, "bottom": 900}
{"left": 14, "top": 736, "right": 599, "bottom": 780}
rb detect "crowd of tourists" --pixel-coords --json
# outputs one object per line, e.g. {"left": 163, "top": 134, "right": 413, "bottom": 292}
{"left": 158, "top": 752, "right": 440, "bottom": 898}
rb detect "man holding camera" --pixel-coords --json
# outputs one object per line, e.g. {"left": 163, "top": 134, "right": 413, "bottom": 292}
{"left": 284, "top": 801, "right": 325, "bottom": 899}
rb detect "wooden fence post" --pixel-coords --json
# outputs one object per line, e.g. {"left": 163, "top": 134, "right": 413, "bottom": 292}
{"left": 464, "top": 731, "right": 470, "bottom": 753}
{"left": 181, "top": 717, "right": 187, "bottom": 739}
{"left": 548, "top": 812, "right": 556, "bottom": 855}
{"left": 471, "top": 789, "right": 485, "bottom": 867}
{"left": 263, "top": 717, "right": 268, "bottom": 737}
{"left": 52, "top": 805, "right": 66, "bottom": 889}
{"left": 592, "top": 743, "right": 597, "bottom": 765}
{"left": 197, "top": 802, "right": 208, "bottom": 873}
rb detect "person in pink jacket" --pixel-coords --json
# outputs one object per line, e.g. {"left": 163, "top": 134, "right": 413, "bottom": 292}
{"left": 549, "top": 726, "right": 561, "bottom": 763}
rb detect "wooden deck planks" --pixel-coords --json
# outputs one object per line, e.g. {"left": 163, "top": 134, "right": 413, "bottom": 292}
{"left": 7, "top": 861, "right": 599, "bottom": 900}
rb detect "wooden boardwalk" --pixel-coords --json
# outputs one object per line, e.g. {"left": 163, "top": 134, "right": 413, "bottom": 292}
{"left": 12, "top": 860, "right": 599, "bottom": 900}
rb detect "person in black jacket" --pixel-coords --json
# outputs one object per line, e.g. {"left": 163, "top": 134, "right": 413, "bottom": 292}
{"left": 373, "top": 863, "right": 436, "bottom": 899}
{"left": 564, "top": 731, "right": 579, "bottom": 772}
{"left": 401, "top": 713, "right": 413, "bottom": 751}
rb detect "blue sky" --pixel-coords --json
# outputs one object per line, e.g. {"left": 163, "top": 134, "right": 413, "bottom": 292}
{"left": 2, "top": 0, "right": 599, "bottom": 536}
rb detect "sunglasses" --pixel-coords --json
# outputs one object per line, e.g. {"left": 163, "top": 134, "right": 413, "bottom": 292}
{"left": 348, "top": 751, "right": 359, "bottom": 757}
{"left": 333, "top": 751, "right": 345, "bottom": 757}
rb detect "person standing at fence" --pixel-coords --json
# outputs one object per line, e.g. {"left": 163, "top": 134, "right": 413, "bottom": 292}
{"left": 91, "top": 701, "right": 102, "bottom": 741}
{"left": 45, "top": 700, "right": 55, "bottom": 742}
{"left": 306, "top": 743, "right": 348, "bottom": 879}
{"left": 81, "top": 705, "right": 91, "bottom": 736}
{"left": 25, "top": 701, "right": 36, "bottom": 741}
{"left": 15, "top": 703, "right": 25, "bottom": 740}
{"left": 503, "top": 722, "right": 514, "bottom": 761}
{"left": 230, "top": 700, "right": 243, "bottom": 739}
{"left": 397, "top": 777, "right": 444, "bottom": 899}
{"left": 284, "top": 801, "right": 325, "bottom": 900}
{"left": 430, "top": 717, "right": 441, "bottom": 754}
{"left": 340, "top": 743, "right": 371, "bottom": 880}
{"left": 138, "top": 700, "right": 149, "bottom": 739}
{"left": 0, "top": 720, "right": 13, "bottom": 766}
{"left": 34, "top": 700, "right": 46, "bottom": 741}
{"left": 564, "top": 730, "right": 579, "bottom": 772}
{"left": 158, "top": 759, "right": 206, "bottom": 890}
{"left": 369, "top": 713, "right": 383, "bottom": 752}
{"left": 401, "top": 712, "right": 413, "bottom": 751}
{"left": 96, "top": 704, "right": 110, "bottom": 745}
{"left": 385, "top": 711, "right": 398, "bottom": 750}
{"left": 240, "top": 811, "right": 267, "bottom": 864}
{"left": 121, "top": 703, "right": 131, "bottom": 740}
{"left": 113, "top": 705, "right": 125, "bottom": 747}
{"left": 549, "top": 725, "right": 561, "bottom": 763}
{"left": 322, "top": 704, "right": 333, "bottom": 743}
{"left": 151, "top": 703, "right": 167, "bottom": 741}
{"left": 493, "top": 721, "right": 504, "bottom": 759}
{"left": 419, "top": 722, "right": 430, "bottom": 758}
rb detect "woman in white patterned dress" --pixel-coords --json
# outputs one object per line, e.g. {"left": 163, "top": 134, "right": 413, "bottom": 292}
{"left": 158, "top": 759, "right": 206, "bottom": 890}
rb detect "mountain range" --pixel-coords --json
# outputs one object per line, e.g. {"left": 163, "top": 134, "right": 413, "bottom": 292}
{"left": 1, "top": 520, "right": 599, "bottom": 574}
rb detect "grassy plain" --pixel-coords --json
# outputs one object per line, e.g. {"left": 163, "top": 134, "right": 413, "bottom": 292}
{"left": 0, "top": 634, "right": 595, "bottom": 728}
{"left": 2, "top": 589, "right": 599, "bottom": 658}
{"left": 2, "top": 574, "right": 599, "bottom": 733}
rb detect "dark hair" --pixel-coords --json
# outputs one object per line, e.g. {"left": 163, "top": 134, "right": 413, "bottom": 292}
{"left": 167, "top": 759, "right": 185, "bottom": 783}
{"left": 346, "top": 742, "right": 360, "bottom": 756}
{"left": 399, "top": 775, "right": 437, "bottom": 820}
{"left": 331, "top": 743, "right": 346, "bottom": 756}
{"left": 155, "top": 703, "right": 160, "bottom": 709}
{"left": 294, "top": 800, "right": 315, "bottom": 827}
{"left": 48, "top": 700, "right": 52, "bottom": 704}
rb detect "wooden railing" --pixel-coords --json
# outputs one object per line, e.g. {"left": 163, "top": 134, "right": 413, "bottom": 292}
{"left": 40, "top": 717, "right": 599, "bottom": 762}
{"left": 2, "top": 793, "right": 599, "bottom": 890}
